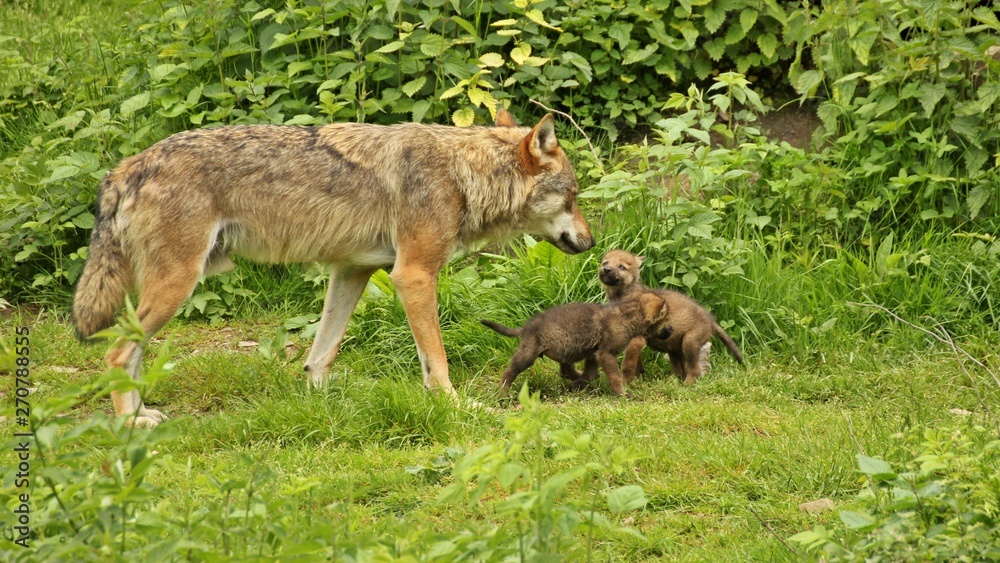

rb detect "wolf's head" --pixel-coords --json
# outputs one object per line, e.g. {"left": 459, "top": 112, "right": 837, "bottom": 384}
{"left": 504, "top": 113, "right": 594, "bottom": 255}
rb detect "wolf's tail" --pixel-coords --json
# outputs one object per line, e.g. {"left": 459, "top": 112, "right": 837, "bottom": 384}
{"left": 712, "top": 323, "right": 744, "bottom": 364}
{"left": 481, "top": 319, "right": 521, "bottom": 338}
{"left": 73, "top": 173, "right": 132, "bottom": 341}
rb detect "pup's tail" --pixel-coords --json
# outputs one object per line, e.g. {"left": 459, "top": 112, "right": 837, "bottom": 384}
{"left": 72, "top": 172, "right": 133, "bottom": 342}
{"left": 712, "top": 323, "right": 744, "bottom": 364}
{"left": 480, "top": 319, "right": 521, "bottom": 338}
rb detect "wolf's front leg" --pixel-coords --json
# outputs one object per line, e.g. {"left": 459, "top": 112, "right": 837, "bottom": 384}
{"left": 391, "top": 264, "right": 455, "bottom": 395}
{"left": 304, "top": 265, "right": 377, "bottom": 388}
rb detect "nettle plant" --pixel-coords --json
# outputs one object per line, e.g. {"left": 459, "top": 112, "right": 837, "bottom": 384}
{"left": 438, "top": 384, "right": 650, "bottom": 560}
{"left": 790, "top": 0, "right": 1000, "bottom": 228}
{"left": 790, "top": 425, "right": 1000, "bottom": 562}
{"left": 139, "top": 0, "right": 562, "bottom": 128}
{"left": 583, "top": 73, "right": 786, "bottom": 298}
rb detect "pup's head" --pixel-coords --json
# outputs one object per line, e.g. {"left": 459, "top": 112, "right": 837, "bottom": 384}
{"left": 599, "top": 249, "right": 643, "bottom": 292}
{"left": 502, "top": 113, "right": 594, "bottom": 255}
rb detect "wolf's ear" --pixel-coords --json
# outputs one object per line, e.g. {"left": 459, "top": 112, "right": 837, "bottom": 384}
{"left": 495, "top": 108, "right": 518, "bottom": 127}
{"left": 635, "top": 255, "right": 645, "bottom": 266}
{"left": 519, "top": 114, "right": 559, "bottom": 174}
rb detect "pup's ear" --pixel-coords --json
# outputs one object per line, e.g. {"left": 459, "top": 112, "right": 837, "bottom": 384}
{"left": 635, "top": 255, "right": 645, "bottom": 266}
{"left": 518, "top": 114, "right": 559, "bottom": 174}
{"left": 495, "top": 108, "right": 518, "bottom": 127}
{"left": 640, "top": 293, "right": 667, "bottom": 319}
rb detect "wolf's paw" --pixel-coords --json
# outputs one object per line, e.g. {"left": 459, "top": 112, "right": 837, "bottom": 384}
{"left": 138, "top": 406, "right": 168, "bottom": 423}
{"left": 126, "top": 416, "right": 162, "bottom": 428}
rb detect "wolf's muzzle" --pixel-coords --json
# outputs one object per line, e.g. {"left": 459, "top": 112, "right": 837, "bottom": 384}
{"left": 560, "top": 231, "right": 595, "bottom": 254}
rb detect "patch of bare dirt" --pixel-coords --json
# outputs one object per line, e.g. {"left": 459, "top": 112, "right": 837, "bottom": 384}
{"left": 757, "top": 103, "right": 822, "bottom": 151}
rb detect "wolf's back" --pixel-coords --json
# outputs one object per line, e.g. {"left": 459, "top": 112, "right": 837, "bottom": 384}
{"left": 72, "top": 172, "right": 132, "bottom": 341}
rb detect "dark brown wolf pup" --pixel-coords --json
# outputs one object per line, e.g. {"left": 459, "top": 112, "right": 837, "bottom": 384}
{"left": 482, "top": 292, "right": 670, "bottom": 396}
{"left": 599, "top": 249, "right": 743, "bottom": 384}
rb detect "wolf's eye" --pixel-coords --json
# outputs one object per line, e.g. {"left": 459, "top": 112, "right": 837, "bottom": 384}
{"left": 618, "top": 265, "right": 626, "bottom": 271}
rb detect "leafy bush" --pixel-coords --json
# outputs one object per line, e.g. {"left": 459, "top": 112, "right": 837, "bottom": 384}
{"left": 791, "top": 0, "right": 1000, "bottom": 228}
{"left": 1, "top": 0, "right": 807, "bottom": 302}
{"left": 790, "top": 425, "right": 1000, "bottom": 561}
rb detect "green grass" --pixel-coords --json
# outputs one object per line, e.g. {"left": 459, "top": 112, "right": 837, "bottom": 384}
{"left": 3, "top": 284, "right": 997, "bottom": 559}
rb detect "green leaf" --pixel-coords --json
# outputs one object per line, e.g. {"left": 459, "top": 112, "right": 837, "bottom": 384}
{"left": 402, "top": 76, "right": 426, "bottom": 97}
{"left": 420, "top": 35, "right": 448, "bottom": 57}
{"left": 608, "top": 22, "right": 633, "bottom": 50}
{"left": 739, "top": 9, "right": 758, "bottom": 33}
{"left": 251, "top": 8, "right": 275, "bottom": 22}
{"left": 150, "top": 63, "right": 183, "bottom": 82}
{"left": 411, "top": 99, "right": 431, "bottom": 122}
{"left": 14, "top": 244, "right": 36, "bottom": 262}
{"left": 525, "top": 9, "right": 561, "bottom": 31}
{"left": 967, "top": 186, "right": 990, "bottom": 220}
{"left": 496, "top": 463, "right": 523, "bottom": 490}
{"left": 917, "top": 82, "right": 947, "bottom": 118}
{"left": 376, "top": 40, "right": 406, "bottom": 54}
{"left": 724, "top": 23, "right": 746, "bottom": 45}
{"left": 703, "top": 6, "right": 726, "bottom": 33}
{"left": 607, "top": 485, "right": 647, "bottom": 513}
{"left": 385, "top": 0, "right": 401, "bottom": 19}
{"left": 467, "top": 87, "right": 495, "bottom": 110}
{"left": 839, "top": 510, "right": 876, "bottom": 530}
{"left": 72, "top": 212, "right": 95, "bottom": 229}
{"left": 857, "top": 455, "right": 894, "bottom": 479}
{"left": 756, "top": 33, "right": 778, "bottom": 59}
{"left": 973, "top": 6, "right": 1000, "bottom": 28}
{"left": 510, "top": 43, "right": 531, "bottom": 65}
{"left": 439, "top": 84, "right": 465, "bottom": 100}
{"left": 793, "top": 70, "right": 824, "bottom": 97}
{"left": 479, "top": 52, "right": 504, "bottom": 67}
{"left": 452, "top": 107, "right": 475, "bottom": 127}
{"left": 120, "top": 92, "right": 150, "bottom": 118}
{"left": 681, "top": 272, "right": 698, "bottom": 289}
{"left": 623, "top": 44, "right": 658, "bottom": 65}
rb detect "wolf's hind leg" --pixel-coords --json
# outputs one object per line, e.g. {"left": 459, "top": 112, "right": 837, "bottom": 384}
{"left": 303, "top": 265, "right": 377, "bottom": 388}
{"left": 107, "top": 261, "right": 203, "bottom": 427}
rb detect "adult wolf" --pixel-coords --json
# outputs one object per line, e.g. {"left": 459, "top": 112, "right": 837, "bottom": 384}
{"left": 73, "top": 110, "right": 594, "bottom": 426}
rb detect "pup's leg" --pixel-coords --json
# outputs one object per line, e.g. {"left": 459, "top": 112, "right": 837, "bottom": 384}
{"left": 499, "top": 343, "right": 539, "bottom": 393}
{"left": 621, "top": 337, "right": 646, "bottom": 383}
{"left": 680, "top": 337, "right": 704, "bottom": 385}
{"left": 698, "top": 341, "right": 712, "bottom": 376}
{"left": 303, "top": 265, "right": 377, "bottom": 388}
{"left": 595, "top": 350, "right": 627, "bottom": 396}
{"left": 559, "top": 362, "right": 583, "bottom": 380}
{"left": 668, "top": 352, "right": 685, "bottom": 382}
{"left": 568, "top": 355, "right": 600, "bottom": 390}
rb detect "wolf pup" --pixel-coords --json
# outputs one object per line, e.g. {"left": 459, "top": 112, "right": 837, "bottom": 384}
{"left": 72, "top": 110, "right": 594, "bottom": 427}
{"left": 481, "top": 292, "right": 669, "bottom": 396}
{"left": 599, "top": 249, "right": 743, "bottom": 384}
